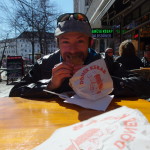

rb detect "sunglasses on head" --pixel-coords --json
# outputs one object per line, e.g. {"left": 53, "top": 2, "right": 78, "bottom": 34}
{"left": 57, "top": 13, "right": 89, "bottom": 24}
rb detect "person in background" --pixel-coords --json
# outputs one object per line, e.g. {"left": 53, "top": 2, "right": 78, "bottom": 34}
{"left": 141, "top": 45, "right": 150, "bottom": 67}
{"left": 116, "top": 40, "right": 143, "bottom": 70}
{"left": 9, "top": 13, "right": 150, "bottom": 98}
{"left": 105, "top": 48, "right": 114, "bottom": 57}
{"left": 104, "top": 48, "right": 114, "bottom": 64}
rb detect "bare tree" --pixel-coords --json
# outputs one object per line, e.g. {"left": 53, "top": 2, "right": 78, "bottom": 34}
{"left": 2, "top": 0, "right": 58, "bottom": 64}
{"left": 0, "top": 34, "right": 9, "bottom": 68}
{"left": 0, "top": 1, "right": 15, "bottom": 39}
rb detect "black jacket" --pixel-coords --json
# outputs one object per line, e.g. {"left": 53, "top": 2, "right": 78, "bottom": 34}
{"left": 9, "top": 49, "right": 150, "bottom": 99}
{"left": 116, "top": 55, "right": 143, "bottom": 70}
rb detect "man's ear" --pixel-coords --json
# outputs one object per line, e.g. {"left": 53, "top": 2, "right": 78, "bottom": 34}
{"left": 89, "top": 38, "right": 94, "bottom": 48}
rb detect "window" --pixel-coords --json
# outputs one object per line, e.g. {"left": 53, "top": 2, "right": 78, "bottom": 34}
{"left": 124, "top": 14, "right": 132, "bottom": 26}
{"left": 132, "top": 8, "right": 140, "bottom": 20}
{"left": 141, "top": 1, "right": 150, "bottom": 16}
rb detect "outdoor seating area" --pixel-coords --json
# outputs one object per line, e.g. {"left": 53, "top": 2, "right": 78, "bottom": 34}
{"left": 0, "top": 0, "right": 150, "bottom": 149}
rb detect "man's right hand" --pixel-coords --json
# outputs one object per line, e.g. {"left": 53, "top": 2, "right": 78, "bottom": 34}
{"left": 46, "top": 62, "right": 74, "bottom": 90}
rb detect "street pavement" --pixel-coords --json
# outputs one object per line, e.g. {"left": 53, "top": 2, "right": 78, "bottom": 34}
{"left": 0, "top": 81, "right": 14, "bottom": 97}
{"left": 0, "top": 71, "right": 14, "bottom": 97}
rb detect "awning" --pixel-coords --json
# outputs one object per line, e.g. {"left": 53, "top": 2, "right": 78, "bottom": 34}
{"left": 87, "top": 0, "right": 116, "bottom": 27}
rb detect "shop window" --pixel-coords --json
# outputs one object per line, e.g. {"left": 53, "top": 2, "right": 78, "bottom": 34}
{"left": 100, "top": 39, "right": 105, "bottom": 52}
{"left": 141, "top": 1, "right": 150, "bottom": 16}
{"left": 132, "top": 8, "right": 140, "bottom": 20}
{"left": 124, "top": 14, "right": 132, "bottom": 26}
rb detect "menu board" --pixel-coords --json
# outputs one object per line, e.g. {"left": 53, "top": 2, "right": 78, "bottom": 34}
{"left": 7, "top": 56, "right": 24, "bottom": 84}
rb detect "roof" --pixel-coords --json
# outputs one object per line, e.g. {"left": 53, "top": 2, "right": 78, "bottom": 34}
{"left": 17, "top": 31, "right": 54, "bottom": 39}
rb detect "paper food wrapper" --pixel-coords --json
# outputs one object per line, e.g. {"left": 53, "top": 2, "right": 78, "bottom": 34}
{"left": 69, "top": 59, "right": 113, "bottom": 100}
{"left": 65, "top": 94, "right": 114, "bottom": 111}
{"left": 33, "top": 106, "right": 150, "bottom": 150}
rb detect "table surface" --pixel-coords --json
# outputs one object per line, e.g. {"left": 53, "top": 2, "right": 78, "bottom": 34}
{"left": 0, "top": 97, "right": 150, "bottom": 150}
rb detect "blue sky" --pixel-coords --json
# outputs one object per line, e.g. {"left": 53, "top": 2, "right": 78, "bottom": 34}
{"left": 0, "top": 0, "right": 73, "bottom": 39}
{"left": 52, "top": 0, "right": 73, "bottom": 13}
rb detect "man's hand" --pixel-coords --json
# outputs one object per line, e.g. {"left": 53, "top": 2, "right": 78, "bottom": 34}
{"left": 47, "top": 62, "right": 74, "bottom": 90}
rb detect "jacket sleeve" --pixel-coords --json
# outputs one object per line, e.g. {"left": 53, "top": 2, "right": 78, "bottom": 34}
{"left": 107, "top": 61, "right": 150, "bottom": 99}
{"left": 9, "top": 62, "right": 53, "bottom": 98}
{"left": 9, "top": 51, "right": 72, "bottom": 98}
{"left": 111, "top": 75, "right": 150, "bottom": 98}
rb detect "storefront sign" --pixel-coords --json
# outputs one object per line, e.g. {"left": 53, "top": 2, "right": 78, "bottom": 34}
{"left": 115, "top": 29, "right": 128, "bottom": 34}
{"left": 92, "top": 29, "right": 113, "bottom": 38}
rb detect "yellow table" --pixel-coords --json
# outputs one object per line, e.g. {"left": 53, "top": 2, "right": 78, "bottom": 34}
{"left": 0, "top": 97, "right": 150, "bottom": 150}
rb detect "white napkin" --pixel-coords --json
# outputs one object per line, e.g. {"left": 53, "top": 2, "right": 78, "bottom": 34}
{"left": 64, "top": 94, "right": 114, "bottom": 111}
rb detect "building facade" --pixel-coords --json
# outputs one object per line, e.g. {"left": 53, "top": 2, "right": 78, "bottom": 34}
{"left": 0, "top": 32, "right": 57, "bottom": 63}
{"left": 74, "top": 0, "right": 150, "bottom": 57}
{"left": 74, "top": 0, "right": 93, "bottom": 14}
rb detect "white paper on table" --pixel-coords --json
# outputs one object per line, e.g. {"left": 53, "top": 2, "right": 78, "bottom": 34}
{"left": 100, "top": 125, "right": 150, "bottom": 150}
{"left": 33, "top": 106, "right": 150, "bottom": 150}
{"left": 64, "top": 94, "right": 114, "bottom": 111}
